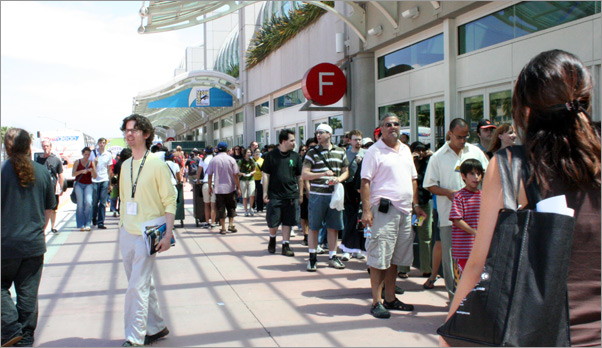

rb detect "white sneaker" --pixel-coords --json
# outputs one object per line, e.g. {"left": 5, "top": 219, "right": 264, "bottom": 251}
{"left": 353, "top": 252, "right": 366, "bottom": 260}
{"left": 341, "top": 252, "right": 351, "bottom": 261}
{"left": 290, "top": 230, "right": 296, "bottom": 237}
{"left": 244, "top": 211, "right": 249, "bottom": 217}
{"left": 316, "top": 245, "right": 325, "bottom": 254}
{"left": 250, "top": 210, "right": 255, "bottom": 217}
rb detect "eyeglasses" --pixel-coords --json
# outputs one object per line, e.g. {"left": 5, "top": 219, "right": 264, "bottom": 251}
{"left": 315, "top": 131, "right": 326, "bottom": 135}
{"left": 351, "top": 138, "right": 362, "bottom": 141}
{"left": 123, "top": 129, "right": 141, "bottom": 135}
{"left": 385, "top": 122, "right": 400, "bottom": 128}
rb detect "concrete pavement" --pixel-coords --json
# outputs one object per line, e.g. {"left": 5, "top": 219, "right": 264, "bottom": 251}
{"left": 34, "top": 186, "right": 449, "bottom": 347}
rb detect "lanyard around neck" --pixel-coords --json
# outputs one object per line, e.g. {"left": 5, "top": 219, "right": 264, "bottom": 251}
{"left": 130, "top": 151, "right": 149, "bottom": 199}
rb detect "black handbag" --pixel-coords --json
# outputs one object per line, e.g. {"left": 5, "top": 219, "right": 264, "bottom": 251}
{"left": 437, "top": 146, "right": 575, "bottom": 347}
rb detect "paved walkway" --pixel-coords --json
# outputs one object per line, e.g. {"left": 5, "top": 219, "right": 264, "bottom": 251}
{"left": 34, "top": 186, "right": 449, "bottom": 347}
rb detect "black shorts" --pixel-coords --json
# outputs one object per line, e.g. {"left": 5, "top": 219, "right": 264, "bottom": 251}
{"left": 300, "top": 193, "right": 309, "bottom": 220}
{"left": 215, "top": 192, "right": 237, "bottom": 220}
{"left": 52, "top": 195, "right": 59, "bottom": 211}
{"left": 266, "top": 198, "right": 299, "bottom": 228}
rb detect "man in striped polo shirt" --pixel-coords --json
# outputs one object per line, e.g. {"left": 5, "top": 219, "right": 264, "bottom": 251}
{"left": 302, "top": 123, "right": 349, "bottom": 272}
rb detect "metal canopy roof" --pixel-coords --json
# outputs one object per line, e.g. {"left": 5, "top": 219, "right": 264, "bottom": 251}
{"left": 133, "top": 70, "right": 239, "bottom": 136}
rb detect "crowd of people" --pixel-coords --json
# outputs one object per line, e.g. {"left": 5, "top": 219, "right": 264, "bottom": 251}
{"left": 2, "top": 49, "right": 600, "bottom": 347}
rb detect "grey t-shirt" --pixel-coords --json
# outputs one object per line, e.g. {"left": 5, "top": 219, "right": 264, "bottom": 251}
{"left": 1, "top": 160, "right": 55, "bottom": 259}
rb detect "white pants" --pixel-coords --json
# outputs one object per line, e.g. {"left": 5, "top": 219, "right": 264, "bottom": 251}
{"left": 119, "top": 227, "right": 166, "bottom": 345}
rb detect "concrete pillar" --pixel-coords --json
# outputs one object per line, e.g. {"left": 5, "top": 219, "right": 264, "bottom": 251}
{"left": 443, "top": 18, "right": 457, "bottom": 132}
{"left": 349, "top": 52, "right": 375, "bottom": 138}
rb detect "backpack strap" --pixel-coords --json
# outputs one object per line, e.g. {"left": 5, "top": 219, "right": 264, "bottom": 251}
{"left": 315, "top": 145, "right": 335, "bottom": 172}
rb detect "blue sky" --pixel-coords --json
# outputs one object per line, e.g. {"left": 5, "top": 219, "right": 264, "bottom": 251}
{"left": 1, "top": 1, "right": 203, "bottom": 140}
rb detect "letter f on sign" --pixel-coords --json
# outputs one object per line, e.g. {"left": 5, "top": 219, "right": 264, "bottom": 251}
{"left": 318, "top": 72, "right": 335, "bottom": 96}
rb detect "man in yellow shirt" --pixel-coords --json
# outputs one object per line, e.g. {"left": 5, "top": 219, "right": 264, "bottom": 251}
{"left": 118, "top": 114, "right": 176, "bottom": 347}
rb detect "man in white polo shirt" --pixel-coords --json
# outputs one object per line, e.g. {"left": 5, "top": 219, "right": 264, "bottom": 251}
{"left": 423, "top": 118, "right": 489, "bottom": 300}
{"left": 361, "top": 113, "right": 426, "bottom": 319}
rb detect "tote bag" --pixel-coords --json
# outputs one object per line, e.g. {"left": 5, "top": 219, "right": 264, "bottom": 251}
{"left": 437, "top": 146, "right": 575, "bottom": 347}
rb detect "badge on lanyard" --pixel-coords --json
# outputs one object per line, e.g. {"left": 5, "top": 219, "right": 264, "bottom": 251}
{"left": 126, "top": 201, "right": 138, "bottom": 216}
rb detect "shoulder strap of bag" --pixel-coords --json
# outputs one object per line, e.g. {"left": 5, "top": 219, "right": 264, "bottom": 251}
{"left": 315, "top": 146, "right": 335, "bottom": 172}
{"left": 497, "top": 146, "right": 542, "bottom": 210}
{"left": 166, "top": 162, "right": 176, "bottom": 180}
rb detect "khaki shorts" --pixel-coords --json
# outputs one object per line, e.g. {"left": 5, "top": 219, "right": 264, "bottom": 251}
{"left": 202, "top": 183, "right": 216, "bottom": 203}
{"left": 240, "top": 180, "right": 256, "bottom": 199}
{"left": 365, "top": 205, "right": 413, "bottom": 270}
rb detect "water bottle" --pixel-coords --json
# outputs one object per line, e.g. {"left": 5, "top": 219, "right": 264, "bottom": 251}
{"left": 363, "top": 226, "right": 372, "bottom": 238}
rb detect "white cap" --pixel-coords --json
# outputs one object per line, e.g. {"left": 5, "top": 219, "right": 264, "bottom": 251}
{"left": 362, "top": 137, "right": 374, "bottom": 145}
{"left": 316, "top": 123, "right": 333, "bottom": 134}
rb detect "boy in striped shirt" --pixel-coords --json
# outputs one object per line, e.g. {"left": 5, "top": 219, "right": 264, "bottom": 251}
{"left": 449, "top": 159, "right": 484, "bottom": 290}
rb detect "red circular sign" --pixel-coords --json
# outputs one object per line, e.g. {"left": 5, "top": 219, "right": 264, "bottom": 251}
{"left": 165, "top": 137, "right": 175, "bottom": 142}
{"left": 302, "top": 63, "right": 347, "bottom": 106}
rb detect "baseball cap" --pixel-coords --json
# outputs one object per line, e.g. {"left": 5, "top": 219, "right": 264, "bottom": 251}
{"left": 477, "top": 119, "right": 497, "bottom": 132}
{"left": 373, "top": 127, "right": 382, "bottom": 139}
{"left": 205, "top": 146, "right": 213, "bottom": 154}
{"left": 217, "top": 142, "right": 228, "bottom": 151}
{"left": 362, "top": 137, "right": 374, "bottom": 146}
{"left": 316, "top": 123, "right": 333, "bottom": 134}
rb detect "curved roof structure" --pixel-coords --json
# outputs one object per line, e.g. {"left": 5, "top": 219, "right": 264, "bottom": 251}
{"left": 133, "top": 71, "right": 239, "bottom": 136}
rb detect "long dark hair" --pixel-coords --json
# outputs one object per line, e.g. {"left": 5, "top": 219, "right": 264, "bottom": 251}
{"left": 4, "top": 128, "right": 35, "bottom": 187}
{"left": 512, "top": 49, "right": 600, "bottom": 190}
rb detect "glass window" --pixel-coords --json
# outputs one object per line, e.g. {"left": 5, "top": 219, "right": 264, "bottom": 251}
{"left": 434, "top": 101, "right": 445, "bottom": 150}
{"left": 464, "top": 95, "right": 484, "bottom": 143}
{"left": 378, "top": 34, "right": 444, "bottom": 79}
{"left": 236, "top": 135, "right": 243, "bottom": 146}
{"left": 328, "top": 115, "right": 344, "bottom": 145}
{"left": 274, "top": 89, "right": 306, "bottom": 111}
{"left": 298, "top": 125, "right": 305, "bottom": 146}
{"left": 379, "top": 102, "right": 410, "bottom": 128}
{"left": 220, "top": 116, "right": 233, "bottom": 128}
{"left": 235, "top": 112, "right": 244, "bottom": 123}
{"left": 255, "top": 101, "right": 269, "bottom": 117}
{"left": 489, "top": 90, "right": 512, "bottom": 124}
{"left": 213, "top": 121, "right": 219, "bottom": 131}
{"left": 416, "top": 104, "right": 431, "bottom": 144}
{"left": 459, "top": 1, "right": 600, "bottom": 55}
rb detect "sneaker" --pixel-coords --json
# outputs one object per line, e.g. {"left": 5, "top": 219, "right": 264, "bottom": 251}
{"left": 144, "top": 327, "right": 169, "bottom": 345}
{"left": 244, "top": 211, "right": 249, "bottom": 217}
{"left": 249, "top": 210, "right": 255, "bottom": 217}
{"left": 329, "top": 255, "right": 345, "bottom": 269}
{"left": 92, "top": 219, "right": 97, "bottom": 226}
{"left": 370, "top": 302, "right": 391, "bottom": 319}
{"left": 219, "top": 229, "right": 227, "bottom": 235}
{"left": 84, "top": 226, "right": 91, "bottom": 231}
{"left": 316, "top": 245, "right": 325, "bottom": 254}
{"left": 113, "top": 212, "right": 117, "bottom": 217}
{"left": 383, "top": 297, "right": 414, "bottom": 311}
{"left": 228, "top": 225, "right": 238, "bottom": 233}
{"left": 79, "top": 227, "right": 85, "bottom": 231}
{"left": 51, "top": 228, "right": 59, "bottom": 234}
{"left": 353, "top": 252, "right": 366, "bottom": 260}
{"left": 341, "top": 252, "right": 351, "bottom": 261}
{"left": 306, "top": 258, "right": 317, "bottom": 272}
{"left": 290, "top": 230, "right": 296, "bottom": 237}
{"left": 302, "top": 235, "right": 308, "bottom": 246}
{"left": 281, "top": 243, "right": 295, "bottom": 257}
{"left": 398, "top": 272, "right": 409, "bottom": 279}
{"left": 121, "top": 341, "right": 142, "bottom": 347}
{"left": 320, "top": 243, "right": 329, "bottom": 250}
{"left": 97, "top": 225, "right": 107, "bottom": 230}
{"left": 268, "top": 237, "right": 276, "bottom": 254}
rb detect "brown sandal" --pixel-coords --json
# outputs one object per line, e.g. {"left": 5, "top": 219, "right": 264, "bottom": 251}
{"left": 423, "top": 277, "right": 437, "bottom": 289}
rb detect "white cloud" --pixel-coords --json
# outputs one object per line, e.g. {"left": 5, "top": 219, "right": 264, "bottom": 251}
{"left": 1, "top": 1, "right": 203, "bottom": 139}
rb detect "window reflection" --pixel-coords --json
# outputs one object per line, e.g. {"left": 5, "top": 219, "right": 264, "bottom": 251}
{"left": 378, "top": 34, "right": 444, "bottom": 79}
{"left": 489, "top": 90, "right": 512, "bottom": 124}
{"left": 274, "top": 89, "right": 305, "bottom": 111}
{"left": 464, "top": 95, "right": 484, "bottom": 143}
{"left": 379, "top": 102, "right": 410, "bottom": 128}
{"left": 459, "top": 1, "right": 599, "bottom": 55}
{"left": 255, "top": 101, "right": 270, "bottom": 117}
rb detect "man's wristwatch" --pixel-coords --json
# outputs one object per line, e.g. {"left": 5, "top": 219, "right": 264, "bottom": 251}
{"left": 413, "top": 203, "right": 420, "bottom": 209}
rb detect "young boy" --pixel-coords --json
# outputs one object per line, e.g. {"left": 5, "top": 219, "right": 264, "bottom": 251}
{"left": 449, "top": 158, "right": 484, "bottom": 289}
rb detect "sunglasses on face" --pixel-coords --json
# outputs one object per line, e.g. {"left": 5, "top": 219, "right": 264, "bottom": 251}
{"left": 385, "top": 122, "right": 400, "bottom": 128}
{"left": 316, "top": 131, "right": 326, "bottom": 135}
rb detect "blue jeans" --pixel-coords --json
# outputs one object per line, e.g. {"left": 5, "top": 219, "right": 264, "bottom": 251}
{"left": 1, "top": 256, "right": 44, "bottom": 346}
{"left": 308, "top": 194, "right": 344, "bottom": 231}
{"left": 92, "top": 181, "right": 109, "bottom": 226}
{"left": 75, "top": 182, "right": 93, "bottom": 228}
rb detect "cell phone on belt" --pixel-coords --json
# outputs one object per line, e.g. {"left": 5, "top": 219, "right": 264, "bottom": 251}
{"left": 378, "top": 198, "right": 391, "bottom": 214}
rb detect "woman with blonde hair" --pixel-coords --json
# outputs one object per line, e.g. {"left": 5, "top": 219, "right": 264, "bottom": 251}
{"left": 486, "top": 123, "right": 517, "bottom": 157}
{"left": 443, "top": 49, "right": 600, "bottom": 346}
{"left": 1, "top": 128, "right": 55, "bottom": 347}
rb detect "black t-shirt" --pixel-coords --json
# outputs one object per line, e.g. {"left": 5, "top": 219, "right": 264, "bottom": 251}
{"left": 36, "top": 154, "right": 63, "bottom": 189}
{"left": 1, "top": 160, "right": 55, "bottom": 258}
{"left": 261, "top": 149, "right": 303, "bottom": 200}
